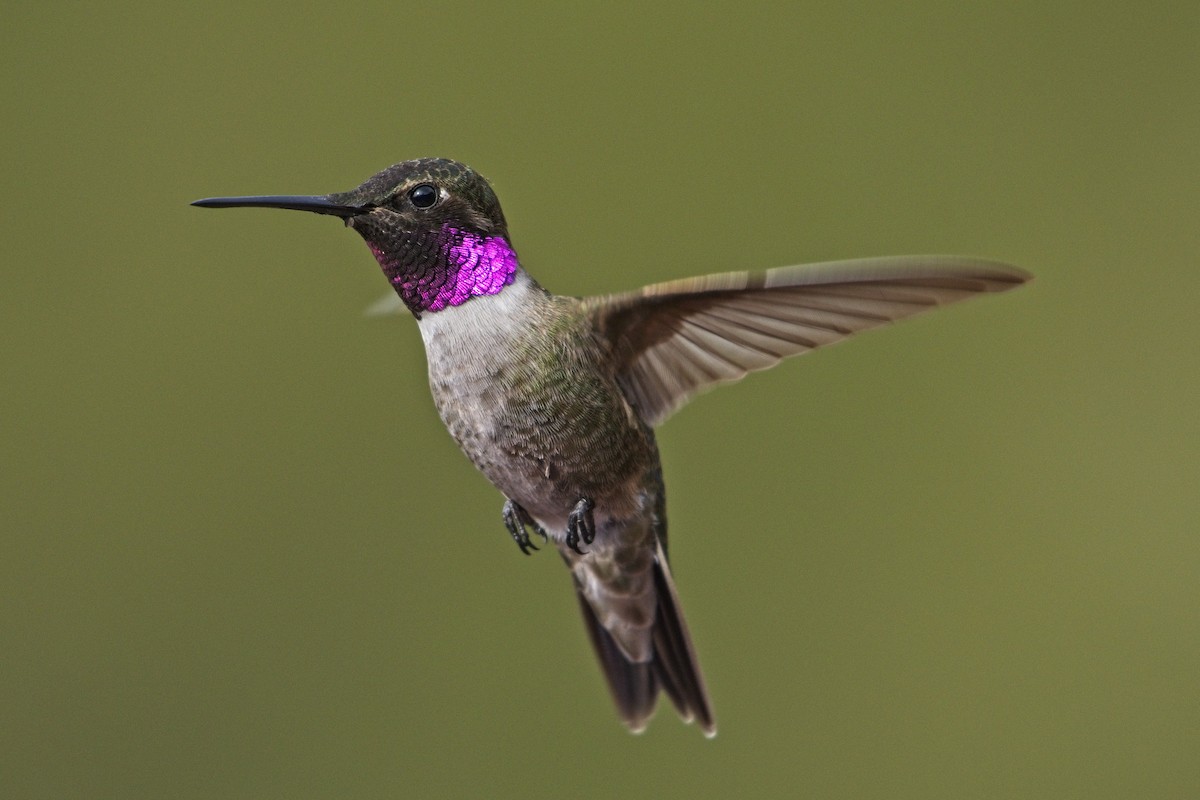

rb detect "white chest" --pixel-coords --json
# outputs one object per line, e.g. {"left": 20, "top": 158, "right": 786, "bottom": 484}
{"left": 415, "top": 273, "right": 541, "bottom": 440}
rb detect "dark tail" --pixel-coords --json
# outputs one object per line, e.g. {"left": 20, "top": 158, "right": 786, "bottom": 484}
{"left": 572, "top": 542, "right": 715, "bottom": 737}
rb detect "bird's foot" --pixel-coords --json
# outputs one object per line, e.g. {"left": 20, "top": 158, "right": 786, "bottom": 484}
{"left": 565, "top": 497, "right": 596, "bottom": 555}
{"left": 503, "top": 499, "right": 547, "bottom": 556}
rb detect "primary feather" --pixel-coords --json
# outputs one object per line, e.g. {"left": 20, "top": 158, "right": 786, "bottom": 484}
{"left": 587, "top": 256, "right": 1030, "bottom": 426}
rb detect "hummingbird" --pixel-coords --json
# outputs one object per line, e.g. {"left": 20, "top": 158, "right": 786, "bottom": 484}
{"left": 193, "top": 157, "right": 1029, "bottom": 737}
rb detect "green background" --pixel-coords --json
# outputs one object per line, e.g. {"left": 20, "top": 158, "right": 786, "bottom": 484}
{"left": 3, "top": 2, "right": 1196, "bottom": 798}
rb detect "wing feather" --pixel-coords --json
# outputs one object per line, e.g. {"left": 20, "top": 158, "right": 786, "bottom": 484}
{"left": 587, "top": 256, "right": 1030, "bottom": 426}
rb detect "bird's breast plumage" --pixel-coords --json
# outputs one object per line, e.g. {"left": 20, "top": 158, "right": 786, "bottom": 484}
{"left": 417, "top": 272, "right": 660, "bottom": 538}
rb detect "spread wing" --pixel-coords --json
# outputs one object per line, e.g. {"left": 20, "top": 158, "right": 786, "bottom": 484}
{"left": 586, "top": 256, "right": 1030, "bottom": 427}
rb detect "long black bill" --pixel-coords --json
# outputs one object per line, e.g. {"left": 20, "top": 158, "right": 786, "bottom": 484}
{"left": 191, "top": 195, "right": 366, "bottom": 219}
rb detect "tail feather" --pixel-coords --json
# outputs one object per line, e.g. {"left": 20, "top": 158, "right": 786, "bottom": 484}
{"left": 573, "top": 587, "right": 658, "bottom": 732}
{"left": 572, "top": 542, "right": 716, "bottom": 737}
{"left": 648, "top": 546, "right": 710, "bottom": 734}
{"left": 650, "top": 544, "right": 715, "bottom": 736}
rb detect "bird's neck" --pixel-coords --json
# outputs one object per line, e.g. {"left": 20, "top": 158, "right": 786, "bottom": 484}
{"left": 368, "top": 224, "right": 521, "bottom": 318}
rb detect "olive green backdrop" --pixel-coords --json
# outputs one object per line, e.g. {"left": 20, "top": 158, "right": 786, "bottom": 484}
{"left": 3, "top": 2, "right": 1196, "bottom": 798}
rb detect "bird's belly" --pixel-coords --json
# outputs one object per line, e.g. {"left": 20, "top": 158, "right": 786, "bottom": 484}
{"left": 430, "top": 368, "right": 655, "bottom": 532}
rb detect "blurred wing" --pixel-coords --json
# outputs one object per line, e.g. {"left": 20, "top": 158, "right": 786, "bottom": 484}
{"left": 587, "top": 256, "right": 1030, "bottom": 427}
{"left": 364, "top": 293, "right": 406, "bottom": 316}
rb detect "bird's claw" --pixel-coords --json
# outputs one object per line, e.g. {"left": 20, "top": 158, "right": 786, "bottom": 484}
{"left": 503, "top": 499, "right": 547, "bottom": 556}
{"left": 565, "top": 497, "right": 596, "bottom": 555}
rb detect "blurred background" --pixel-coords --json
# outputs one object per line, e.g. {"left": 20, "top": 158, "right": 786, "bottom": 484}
{"left": 2, "top": 2, "right": 1196, "bottom": 798}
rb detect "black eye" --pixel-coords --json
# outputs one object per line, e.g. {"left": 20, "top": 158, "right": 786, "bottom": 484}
{"left": 408, "top": 184, "right": 438, "bottom": 209}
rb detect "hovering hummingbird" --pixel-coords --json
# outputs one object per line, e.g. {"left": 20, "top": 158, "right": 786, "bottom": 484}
{"left": 193, "top": 157, "right": 1029, "bottom": 737}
